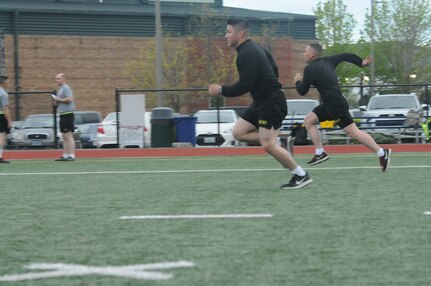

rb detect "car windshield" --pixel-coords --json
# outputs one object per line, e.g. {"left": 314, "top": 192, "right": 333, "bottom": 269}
{"left": 196, "top": 111, "right": 235, "bottom": 123}
{"left": 287, "top": 102, "right": 318, "bottom": 116}
{"left": 78, "top": 124, "right": 97, "bottom": 133}
{"left": 12, "top": 121, "right": 23, "bottom": 129}
{"left": 104, "top": 113, "right": 118, "bottom": 121}
{"left": 102, "top": 112, "right": 151, "bottom": 124}
{"left": 21, "top": 116, "right": 54, "bottom": 129}
{"left": 369, "top": 96, "right": 418, "bottom": 109}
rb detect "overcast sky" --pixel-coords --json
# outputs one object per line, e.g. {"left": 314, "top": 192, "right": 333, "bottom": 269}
{"left": 223, "top": 0, "right": 371, "bottom": 39}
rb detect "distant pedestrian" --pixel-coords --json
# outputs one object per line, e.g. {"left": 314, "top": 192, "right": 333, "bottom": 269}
{"left": 209, "top": 18, "right": 312, "bottom": 189}
{"left": 294, "top": 43, "right": 391, "bottom": 171}
{"left": 53, "top": 73, "right": 76, "bottom": 161}
{"left": 0, "top": 75, "right": 12, "bottom": 163}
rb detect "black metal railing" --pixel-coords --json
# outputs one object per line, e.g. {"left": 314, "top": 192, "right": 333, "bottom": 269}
{"left": 7, "top": 83, "right": 430, "bottom": 149}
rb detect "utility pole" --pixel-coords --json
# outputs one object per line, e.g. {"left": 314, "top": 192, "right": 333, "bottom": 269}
{"left": 155, "top": 0, "right": 164, "bottom": 106}
{"left": 370, "top": 0, "right": 375, "bottom": 97}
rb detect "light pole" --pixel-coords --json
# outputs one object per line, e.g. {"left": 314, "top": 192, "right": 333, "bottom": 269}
{"left": 155, "top": 0, "right": 164, "bottom": 106}
{"left": 370, "top": 0, "right": 375, "bottom": 97}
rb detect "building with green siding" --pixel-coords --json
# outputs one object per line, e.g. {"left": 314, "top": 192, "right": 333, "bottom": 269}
{"left": 0, "top": 0, "right": 317, "bottom": 118}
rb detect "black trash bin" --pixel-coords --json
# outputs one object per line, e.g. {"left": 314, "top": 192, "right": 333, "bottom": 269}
{"left": 151, "top": 107, "right": 174, "bottom": 148}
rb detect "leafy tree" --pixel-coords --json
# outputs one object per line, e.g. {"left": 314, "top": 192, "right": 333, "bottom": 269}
{"left": 313, "top": 0, "right": 364, "bottom": 90}
{"left": 187, "top": 4, "right": 236, "bottom": 107}
{"left": 258, "top": 22, "right": 280, "bottom": 54}
{"left": 361, "top": 0, "right": 431, "bottom": 90}
{"left": 314, "top": 0, "right": 357, "bottom": 46}
{"left": 313, "top": 0, "right": 365, "bottom": 106}
{"left": 126, "top": 5, "right": 236, "bottom": 112}
{"left": 126, "top": 36, "right": 194, "bottom": 112}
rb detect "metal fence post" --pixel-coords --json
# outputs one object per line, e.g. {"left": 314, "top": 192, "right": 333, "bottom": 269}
{"left": 115, "top": 88, "right": 120, "bottom": 148}
{"left": 425, "top": 84, "right": 429, "bottom": 118}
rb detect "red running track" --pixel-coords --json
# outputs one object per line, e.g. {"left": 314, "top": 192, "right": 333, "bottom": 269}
{"left": 4, "top": 144, "right": 431, "bottom": 160}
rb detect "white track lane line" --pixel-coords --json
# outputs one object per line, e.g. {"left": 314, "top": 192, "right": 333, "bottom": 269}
{"left": 119, "top": 214, "right": 273, "bottom": 220}
{"left": 2, "top": 165, "right": 431, "bottom": 176}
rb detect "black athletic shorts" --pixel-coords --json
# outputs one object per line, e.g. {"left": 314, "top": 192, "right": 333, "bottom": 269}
{"left": 312, "top": 104, "right": 354, "bottom": 129}
{"left": 241, "top": 91, "right": 287, "bottom": 130}
{"left": 59, "top": 113, "right": 75, "bottom": 133}
{"left": 0, "top": 114, "right": 11, "bottom": 134}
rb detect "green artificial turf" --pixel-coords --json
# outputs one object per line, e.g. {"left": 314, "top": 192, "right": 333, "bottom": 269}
{"left": 0, "top": 152, "right": 430, "bottom": 285}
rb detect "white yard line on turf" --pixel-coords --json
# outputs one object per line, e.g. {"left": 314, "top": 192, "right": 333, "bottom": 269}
{"left": 119, "top": 214, "right": 273, "bottom": 220}
{"left": 0, "top": 261, "right": 195, "bottom": 282}
{"left": 2, "top": 165, "right": 431, "bottom": 176}
{"left": 0, "top": 168, "right": 280, "bottom": 176}
{"left": 424, "top": 212, "right": 431, "bottom": 215}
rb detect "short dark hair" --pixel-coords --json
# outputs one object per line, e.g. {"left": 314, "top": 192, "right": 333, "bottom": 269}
{"left": 227, "top": 18, "right": 250, "bottom": 32}
{"left": 309, "top": 43, "right": 323, "bottom": 57}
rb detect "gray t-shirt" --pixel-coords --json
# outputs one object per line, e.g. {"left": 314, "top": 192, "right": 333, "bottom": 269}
{"left": 0, "top": 87, "right": 9, "bottom": 113}
{"left": 57, "top": 84, "right": 75, "bottom": 113}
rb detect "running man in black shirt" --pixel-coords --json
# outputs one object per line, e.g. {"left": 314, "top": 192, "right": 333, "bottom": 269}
{"left": 209, "top": 18, "right": 312, "bottom": 189}
{"left": 295, "top": 43, "right": 391, "bottom": 171}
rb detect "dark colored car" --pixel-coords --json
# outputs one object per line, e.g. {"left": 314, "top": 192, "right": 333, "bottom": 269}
{"left": 77, "top": 123, "right": 99, "bottom": 148}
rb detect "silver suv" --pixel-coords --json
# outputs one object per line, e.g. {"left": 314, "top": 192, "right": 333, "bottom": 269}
{"left": 359, "top": 93, "right": 425, "bottom": 128}
{"left": 281, "top": 99, "right": 319, "bottom": 130}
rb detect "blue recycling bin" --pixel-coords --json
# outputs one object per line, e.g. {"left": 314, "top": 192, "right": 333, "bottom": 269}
{"left": 174, "top": 116, "right": 197, "bottom": 146}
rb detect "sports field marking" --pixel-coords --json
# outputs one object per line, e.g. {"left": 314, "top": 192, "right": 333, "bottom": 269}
{"left": 119, "top": 214, "right": 273, "bottom": 220}
{"left": 424, "top": 211, "right": 431, "bottom": 215}
{"left": 1, "top": 165, "right": 431, "bottom": 176}
{"left": 0, "top": 261, "right": 195, "bottom": 282}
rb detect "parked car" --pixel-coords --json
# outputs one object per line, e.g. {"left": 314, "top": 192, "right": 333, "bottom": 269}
{"left": 73, "top": 111, "right": 103, "bottom": 126}
{"left": 281, "top": 99, "right": 320, "bottom": 130}
{"left": 9, "top": 114, "right": 61, "bottom": 148}
{"left": 209, "top": 106, "right": 249, "bottom": 117}
{"left": 9, "top": 111, "right": 101, "bottom": 148}
{"left": 349, "top": 108, "right": 363, "bottom": 118}
{"left": 95, "top": 111, "right": 151, "bottom": 148}
{"left": 6, "top": 121, "right": 23, "bottom": 147}
{"left": 194, "top": 109, "right": 239, "bottom": 147}
{"left": 77, "top": 123, "right": 99, "bottom": 148}
{"left": 359, "top": 93, "right": 426, "bottom": 129}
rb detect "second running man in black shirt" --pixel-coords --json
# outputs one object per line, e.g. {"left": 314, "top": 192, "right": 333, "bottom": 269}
{"left": 208, "top": 18, "right": 312, "bottom": 189}
{"left": 295, "top": 43, "right": 391, "bottom": 171}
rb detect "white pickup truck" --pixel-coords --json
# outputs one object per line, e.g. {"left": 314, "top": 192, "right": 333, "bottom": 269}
{"left": 359, "top": 93, "right": 426, "bottom": 128}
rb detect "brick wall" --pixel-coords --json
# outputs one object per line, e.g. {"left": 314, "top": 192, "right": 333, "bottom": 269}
{"left": 4, "top": 34, "right": 318, "bottom": 120}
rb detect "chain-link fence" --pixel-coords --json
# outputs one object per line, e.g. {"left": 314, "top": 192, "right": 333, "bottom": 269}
{"left": 6, "top": 83, "right": 429, "bottom": 149}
